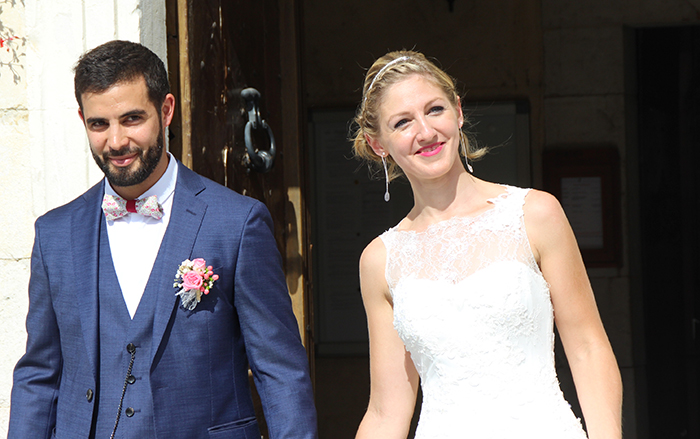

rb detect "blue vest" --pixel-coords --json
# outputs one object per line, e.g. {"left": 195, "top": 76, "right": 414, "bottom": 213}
{"left": 92, "top": 223, "right": 157, "bottom": 438}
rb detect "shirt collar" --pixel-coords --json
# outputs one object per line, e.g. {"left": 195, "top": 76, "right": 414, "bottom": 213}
{"left": 104, "top": 152, "right": 179, "bottom": 205}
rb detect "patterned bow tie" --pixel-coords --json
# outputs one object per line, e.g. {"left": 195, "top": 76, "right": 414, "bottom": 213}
{"left": 102, "top": 194, "right": 164, "bottom": 221}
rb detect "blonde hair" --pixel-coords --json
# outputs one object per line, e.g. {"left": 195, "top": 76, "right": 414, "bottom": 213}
{"left": 352, "top": 50, "right": 485, "bottom": 181}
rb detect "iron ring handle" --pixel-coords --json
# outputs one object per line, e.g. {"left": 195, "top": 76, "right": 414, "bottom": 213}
{"left": 241, "top": 87, "right": 276, "bottom": 173}
{"left": 244, "top": 117, "right": 276, "bottom": 173}
{"left": 241, "top": 88, "right": 262, "bottom": 128}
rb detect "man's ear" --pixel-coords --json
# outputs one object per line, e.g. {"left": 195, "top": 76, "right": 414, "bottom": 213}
{"left": 78, "top": 107, "right": 85, "bottom": 124}
{"left": 161, "top": 93, "right": 176, "bottom": 127}
{"left": 366, "top": 134, "right": 388, "bottom": 158}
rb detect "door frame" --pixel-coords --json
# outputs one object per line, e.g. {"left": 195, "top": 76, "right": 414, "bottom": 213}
{"left": 165, "top": 0, "right": 314, "bottom": 359}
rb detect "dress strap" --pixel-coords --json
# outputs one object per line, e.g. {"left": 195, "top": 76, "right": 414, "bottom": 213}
{"left": 378, "top": 230, "right": 397, "bottom": 292}
{"left": 488, "top": 186, "right": 531, "bottom": 219}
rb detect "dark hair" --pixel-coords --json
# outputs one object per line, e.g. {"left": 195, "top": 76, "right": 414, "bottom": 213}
{"left": 74, "top": 40, "right": 170, "bottom": 111}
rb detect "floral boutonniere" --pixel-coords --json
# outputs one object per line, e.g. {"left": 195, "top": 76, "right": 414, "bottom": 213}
{"left": 174, "top": 258, "right": 219, "bottom": 310}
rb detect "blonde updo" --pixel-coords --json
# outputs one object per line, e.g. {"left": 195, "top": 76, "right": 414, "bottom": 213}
{"left": 352, "top": 50, "right": 485, "bottom": 181}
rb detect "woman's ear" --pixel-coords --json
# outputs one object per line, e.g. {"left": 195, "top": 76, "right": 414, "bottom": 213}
{"left": 366, "top": 134, "right": 387, "bottom": 157}
{"left": 456, "top": 97, "right": 464, "bottom": 128}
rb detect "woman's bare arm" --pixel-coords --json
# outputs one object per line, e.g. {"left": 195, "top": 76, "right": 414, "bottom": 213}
{"left": 524, "top": 190, "right": 622, "bottom": 439}
{"left": 355, "top": 237, "right": 419, "bottom": 439}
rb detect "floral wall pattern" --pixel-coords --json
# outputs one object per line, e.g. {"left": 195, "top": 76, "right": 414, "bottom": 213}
{"left": 0, "top": 0, "right": 25, "bottom": 84}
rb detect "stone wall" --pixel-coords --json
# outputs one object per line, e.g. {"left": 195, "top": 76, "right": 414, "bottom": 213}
{"left": 0, "top": 2, "right": 29, "bottom": 436}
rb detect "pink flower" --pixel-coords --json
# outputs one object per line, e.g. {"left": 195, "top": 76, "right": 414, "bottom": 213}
{"left": 182, "top": 270, "right": 204, "bottom": 290}
{"left": 192, "top": 258, "right": 207, "bottom": 271}
{"left": 174, "top": 257, "right": 219, "bottom": 310}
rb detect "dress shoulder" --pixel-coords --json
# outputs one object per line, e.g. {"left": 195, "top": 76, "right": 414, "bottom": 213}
{"left": 490, "top": 184, "right": 530, "bottom": 210}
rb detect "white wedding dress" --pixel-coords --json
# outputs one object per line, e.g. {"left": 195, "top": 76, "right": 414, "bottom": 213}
{"left": 379, "top": 186, "right": 588, "bottom": 439}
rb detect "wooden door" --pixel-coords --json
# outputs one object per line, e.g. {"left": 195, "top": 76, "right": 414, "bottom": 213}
{"left": 166, "top": 1, "right": 312, "bottom": 435}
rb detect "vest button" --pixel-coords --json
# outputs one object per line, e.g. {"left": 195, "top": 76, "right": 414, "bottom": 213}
{"left": 125, "top": 407, "right": 135, "bottom": 417}
{"left": 86, "top": 389, "right": 93, "bottom": 402}
{"left": 126, "top": 375, "right": 136, "bottom": 385}
{"left": 126, "top": 343, "right": 136, "bottom": 353}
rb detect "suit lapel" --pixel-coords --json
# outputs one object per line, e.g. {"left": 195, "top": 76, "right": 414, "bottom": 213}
{"left": 73, "top": 181, "right": 106, "bottom": 379}
{"left": 149, "top": 163, "right": 208, "bottom": 362}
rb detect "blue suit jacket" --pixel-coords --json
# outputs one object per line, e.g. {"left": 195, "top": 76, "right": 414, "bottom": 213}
{"left": 9, "top": 162, "right": 317, "bottom": 439}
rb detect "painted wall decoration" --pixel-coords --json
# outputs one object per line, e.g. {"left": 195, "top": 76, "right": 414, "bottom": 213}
{"left": 0, "top": 0, "right": 25, "bottom": 84}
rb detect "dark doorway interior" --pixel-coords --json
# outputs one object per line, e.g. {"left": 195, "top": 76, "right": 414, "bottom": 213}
{"left": 637, "top": 26, "right": 700, "bottom": 439}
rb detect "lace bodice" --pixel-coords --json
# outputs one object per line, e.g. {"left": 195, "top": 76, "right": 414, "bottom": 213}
{"left": 380, "top": 186, "right": 587, "bottom": 439}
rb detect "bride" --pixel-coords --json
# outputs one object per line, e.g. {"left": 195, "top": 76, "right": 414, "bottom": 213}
{"left": 352, "top": 50, "right": 622, "bottom": 439}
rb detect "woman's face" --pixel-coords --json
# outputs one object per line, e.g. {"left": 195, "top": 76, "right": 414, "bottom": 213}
{"left": 369, "top": 74, "right": 464, "bottom": 183}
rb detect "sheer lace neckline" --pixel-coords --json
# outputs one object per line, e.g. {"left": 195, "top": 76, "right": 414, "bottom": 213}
{"left": 392, "top": 185, "right": 516, "bottom": 234}
{"left": 380, "top": 185, "right": 537, "bottom": 287}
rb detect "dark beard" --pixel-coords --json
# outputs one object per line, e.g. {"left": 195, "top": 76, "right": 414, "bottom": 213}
{"left": 91, "top": 131, "right": 164, "bottom": 188}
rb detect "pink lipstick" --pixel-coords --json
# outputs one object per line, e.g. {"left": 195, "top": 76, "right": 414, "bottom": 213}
{"left": 417, "top": 143, "right": 443, "bottom": 157}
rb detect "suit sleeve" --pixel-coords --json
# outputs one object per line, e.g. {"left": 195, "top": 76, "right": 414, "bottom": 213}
{"left": 8, "top": 222, "right": 62, "bottom": 439}
{"left": 233, "top": 201, "right": 318, "bottom": 439}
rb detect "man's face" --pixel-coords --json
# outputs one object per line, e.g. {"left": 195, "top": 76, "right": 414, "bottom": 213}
{"left": 79, "top": 77, "right": 172, "bottom": 196}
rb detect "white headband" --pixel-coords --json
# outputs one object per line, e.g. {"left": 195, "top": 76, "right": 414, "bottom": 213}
{"left": 364, "top": 56, "right": 410, "bottom": 102}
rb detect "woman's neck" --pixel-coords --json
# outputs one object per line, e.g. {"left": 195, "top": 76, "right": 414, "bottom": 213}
{"left": 406, "top": 168, "right": 483, "bottom": 225}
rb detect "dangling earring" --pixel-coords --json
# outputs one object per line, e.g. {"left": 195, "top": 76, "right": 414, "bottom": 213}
{"left": 460, "top": 136, "right": 474, "bottom": 173}
{"left": 381, "top": 155, "right": 391, "bottom": 202}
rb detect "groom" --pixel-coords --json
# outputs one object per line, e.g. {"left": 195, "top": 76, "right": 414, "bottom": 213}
{"left": 8, "top": 40, "right": 317, "bottom": 439}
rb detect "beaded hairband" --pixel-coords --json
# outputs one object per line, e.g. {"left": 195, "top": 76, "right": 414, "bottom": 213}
{"left": 363, "top": 56, "right": 411, "bottom": 103}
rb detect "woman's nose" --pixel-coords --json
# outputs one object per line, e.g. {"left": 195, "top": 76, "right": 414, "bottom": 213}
{"left": 415, "top": 116, "right": 437, "bottom": 141}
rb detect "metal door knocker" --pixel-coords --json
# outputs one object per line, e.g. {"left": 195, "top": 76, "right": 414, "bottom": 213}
{"left": 241, "top": 87, "right": 276, "bottom": 173}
